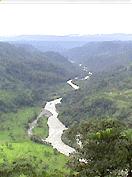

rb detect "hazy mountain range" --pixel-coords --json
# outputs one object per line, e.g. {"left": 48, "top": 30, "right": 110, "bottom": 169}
{"left": 1, "top": 34, "right": 132, "bottom": 53}
{"left": 1, "top": 34, "right": 132, "bottom": 42}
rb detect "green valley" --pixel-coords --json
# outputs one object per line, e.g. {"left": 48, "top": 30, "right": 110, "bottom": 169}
{"left": 0, "top": 42, "right": 80, "bottom": 176}
{"left": 0, "top": 39, "right": 132, "bottom": 177}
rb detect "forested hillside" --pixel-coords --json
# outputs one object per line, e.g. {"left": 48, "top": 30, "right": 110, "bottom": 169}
{"left": 0, "top": 42, "right": 79, "bottom": 113}
{"left": 59, "top": 64, "right": 132, "bottom": 126}
{"left": 59, "top": 64, "right": 132, "bottom": 177}
{"left": 66, "top": 41, "right": 132, "bottom": 72}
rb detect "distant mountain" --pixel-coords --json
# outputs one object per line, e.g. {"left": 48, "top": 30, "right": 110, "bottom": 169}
{"left": 1, "top": 34, "right": 132, "bottom": 53}
{"left": 21, "top": 41, "right": 86, "bottom": 53}
{"left": 2, "top": 34, "right": 132, "bottom": 42}
{"left": 66, "top": 41, "right": 132, "bottom": 72}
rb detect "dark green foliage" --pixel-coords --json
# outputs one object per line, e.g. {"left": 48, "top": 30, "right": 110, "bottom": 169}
{"left": 0, "top": 156, "right": 50, "bottom": 177}
{"left": 68, "top": 119, "right": 132, "bottom": 177}
{"left": 58, "top": 65, "right": 132, "bottom": 126}
{"left": 0, "top": 42, "right": 79, "bottom": 113}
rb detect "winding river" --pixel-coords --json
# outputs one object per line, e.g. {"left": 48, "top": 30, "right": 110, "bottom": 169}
{"left": 27, "top": 71, "right": 94, "bottom": 156}
{"left": 43, "top": 98, "right": 75, "bottom": 156}
{"left": 28, "top": 79, "right": 79, "bottom": 156}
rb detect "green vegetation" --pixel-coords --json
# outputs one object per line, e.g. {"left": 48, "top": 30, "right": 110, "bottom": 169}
{"left": 59, "top": 64, "right": 132, "bottom": 177}
{"left": 0, "top": 142, "right": 70, "bottom": 177}
{"left": 0, "top": 107, "right": 39, "bottom": 143}
{"left": 0, "top": 42, "right": 80, "bottom": 176}
{"left": 0, "top": 40, "right": 132, "bottom": 176}
{"left": 32, "top": 116, "right": 48, "bottom": 139}
{"left": 0, "top": 42, "right": 80, "bottom": 113}
{"left": 58, "top": 65, "right": 132, "bottom": 126}
{"left": 67, "top": 41, "right": 132, "bottom": 72}
{"left": 68, "top": 119, "right": 132, "bottom": 177}
{"left": 0, "top": 105, "right": 71, "bottom": 176}
{"left": 0, "top": 107, "right": 71, "bottom": 176}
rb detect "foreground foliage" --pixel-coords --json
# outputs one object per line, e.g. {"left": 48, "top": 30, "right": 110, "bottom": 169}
{"left": 68, "top": 119, "right": 132, "bottom": 177}
{"left": 0, "top": 142, "right": 70, "bottom": 177}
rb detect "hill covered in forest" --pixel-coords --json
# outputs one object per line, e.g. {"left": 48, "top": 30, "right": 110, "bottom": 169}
{"left": 0, "top": 42, "right": 80, "bottom": 113}
{"left": 59, "top": 64, "right": 132, "bottom": 126}
{"left": 66, "top": 41, "right": 132, "bottom": 72}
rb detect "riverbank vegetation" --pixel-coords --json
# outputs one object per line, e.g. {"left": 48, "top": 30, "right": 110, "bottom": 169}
{"left": 0, "top": 107, "right": 39, "bottom": 143}
{"left": 32, "top": 116, "right": 49, "bottom": 139}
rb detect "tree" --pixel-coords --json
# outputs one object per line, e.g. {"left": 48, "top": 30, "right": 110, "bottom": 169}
{"left": 69, "top": 119, "right": 130, "bottom": 177}
{"left": 123, "top": 129, "right": 132, "bottom": 177}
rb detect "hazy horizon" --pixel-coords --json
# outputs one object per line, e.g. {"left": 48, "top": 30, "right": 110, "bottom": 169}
{"left": 1, "top": 33, "right": 132, "bottom": 37}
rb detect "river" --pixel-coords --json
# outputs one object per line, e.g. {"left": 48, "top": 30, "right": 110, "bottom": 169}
{"left": 28, "top": 74, "right": 93, "bottom": 156}
{"left": 67, "top": 80, "right": 79, "bottom": 90}
{"left": 43, "top": 98, "right": 75, "bottom": 156}
{"left": 28, "top": 79, "right": 80, "bottom": 156}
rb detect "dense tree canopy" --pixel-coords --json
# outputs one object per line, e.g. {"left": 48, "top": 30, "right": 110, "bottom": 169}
{"left": 68, "top": 119, "right": 132, "bottom": 177}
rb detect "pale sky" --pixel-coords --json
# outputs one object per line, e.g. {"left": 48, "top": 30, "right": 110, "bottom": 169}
{"left": 0, "top": 4, "right": 132, "bottom": 36}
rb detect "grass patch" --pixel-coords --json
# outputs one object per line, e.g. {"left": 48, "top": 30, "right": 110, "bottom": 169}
{"left": 0, "top": 106, "right": 72, "bottom": 176}
{"left": 32, "top": 116, "right": 49, "bottom": 139}
{"left": 0, "top": 141, "right": 70, "bottom": 176}
{"left": 0, "top": 107, "right": 40, "bottom": 143}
